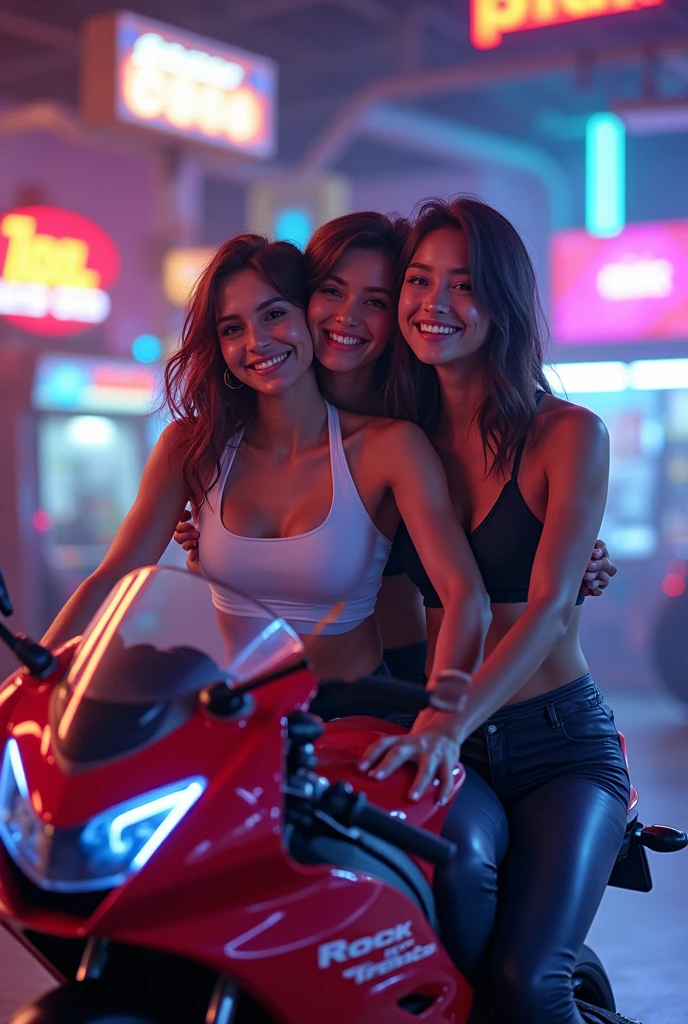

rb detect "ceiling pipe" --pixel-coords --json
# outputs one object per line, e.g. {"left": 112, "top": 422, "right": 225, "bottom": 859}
{"left": 0, "top": 101, "right": 84, "bottom": 143}
{"left": 0, "top": 11, "right": 78, "bottom": 52}
{"left": 357, "top": 104, "right": 572, "bottom": 228}
{"left": 298, "top": 34, "right": 688, "bottom": 188}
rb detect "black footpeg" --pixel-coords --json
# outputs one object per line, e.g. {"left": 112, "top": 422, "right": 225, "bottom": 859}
{"left": 633, "top": 823, "right": 688, "bottom": 853}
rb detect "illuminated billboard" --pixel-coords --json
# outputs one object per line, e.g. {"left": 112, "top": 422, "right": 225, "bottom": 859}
{"left": 82, "top": 11, "right": 277, "bottom": 158}
{"left": 471, "top": 0, "right": 664, "bottom": 51}
{"left": 162, "top": 246, "right": 213, "bottom": 308}
{"left": 551, "top": 221, "right": 688, "bottom": 344}
{"left": 33, "top": 354, "right": 157, "bottom": 415}
{"left": 0, "top": 206, "right": 120, "bottom": 337}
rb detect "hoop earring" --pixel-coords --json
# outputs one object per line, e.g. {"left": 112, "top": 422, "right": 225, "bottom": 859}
{"left": 224, "top": 368, "right": 245, "bottom": 390}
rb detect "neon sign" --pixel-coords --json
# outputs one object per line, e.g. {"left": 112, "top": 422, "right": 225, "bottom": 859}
{"left": 551, "top": 221, "right": 688, "bottom": 344}
{"left": 0, "top": 207, "right": 120, "bottom": 337}
{"left": 83, "top": 12, "right": 277, "bottom": 157}
{"left": 162, "top": 246, "right": 213, "bottom": 308}
{"left": 596, "top": 257, "right": 674, "bottom": 302}
{"left": 32, "top": 355, "right": 157, "bottom": 415}
{"left": 471, "top": 0, "right": 664, "bottom": 51}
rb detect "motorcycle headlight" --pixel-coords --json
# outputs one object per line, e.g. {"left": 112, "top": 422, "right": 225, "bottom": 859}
{"left": 0, "top": 738, "right": 205, "bottom": 892}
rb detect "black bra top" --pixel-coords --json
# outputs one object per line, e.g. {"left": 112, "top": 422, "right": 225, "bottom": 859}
{"left": 387, "top": 393, "right": 585, "bottom": 607}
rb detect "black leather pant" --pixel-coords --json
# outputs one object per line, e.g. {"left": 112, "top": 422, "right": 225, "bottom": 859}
{"left": 435, "top": 675, "right": 631, "bottom": 1024}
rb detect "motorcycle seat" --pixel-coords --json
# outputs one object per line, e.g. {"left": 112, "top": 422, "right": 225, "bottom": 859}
{"left": 617, "top": 732, "right": 639, "bottom": 813}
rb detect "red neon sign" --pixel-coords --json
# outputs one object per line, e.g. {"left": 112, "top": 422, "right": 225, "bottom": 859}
{"left": 471, "top": 0, "right": 664, "bottom": 50}
{"left": 0, "top": 206, "right": 120, "bottom": 337}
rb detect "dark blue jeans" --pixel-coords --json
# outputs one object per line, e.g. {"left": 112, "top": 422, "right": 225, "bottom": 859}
{"left": 435, "top": 675, "right": 631, "bottom": 1024}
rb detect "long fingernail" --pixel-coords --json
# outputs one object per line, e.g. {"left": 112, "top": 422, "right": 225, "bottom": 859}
{"left": 359, "top": 762, "right": 369, "bottom": 771}
{"left": 372, "top": 770, "right": 384, "bottom": 779}
{"left": 410, "top": 791, "right": 420, "bottom": 801}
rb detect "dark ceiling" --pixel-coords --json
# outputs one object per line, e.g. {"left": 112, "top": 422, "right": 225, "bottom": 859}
{"left": 1, "top": 0, "right": 688, "bottom": 172}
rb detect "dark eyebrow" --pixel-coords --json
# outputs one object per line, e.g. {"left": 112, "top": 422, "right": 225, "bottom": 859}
{"left": 408, "top": 262, "right": 470, "bottom": 275}
{"left": 324, "top": 273, "right": 393, "bottom": 298}
{"left": 216, "top": 295, "right": 286, "bottom": 326}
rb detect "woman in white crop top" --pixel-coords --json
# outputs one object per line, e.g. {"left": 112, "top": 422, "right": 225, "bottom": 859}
{"left": 40, "top": 232, "right": 489, "bottom": 803}
{"left": 174, "top": 214, "right": 617, "bottom": 682}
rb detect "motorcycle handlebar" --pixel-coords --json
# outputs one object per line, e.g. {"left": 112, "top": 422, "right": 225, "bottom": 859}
{"left": 317, "top": 676, "right": 431, "bottom": 714}
{"left": 320, "top": 781, "right": 456, "bottom": 866}
{"left": 355, "top": 801, "right": 457, "bottom": 866}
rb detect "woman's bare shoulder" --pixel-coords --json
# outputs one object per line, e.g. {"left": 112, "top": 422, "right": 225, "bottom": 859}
{"left": 537, "top": 393, "right": 608, "bottom": 451}
{"left": 156, "top": 419, "right": 190, "bottom": 466}
{"left": 338, "top": 409, "right": 428, "bottom": 446}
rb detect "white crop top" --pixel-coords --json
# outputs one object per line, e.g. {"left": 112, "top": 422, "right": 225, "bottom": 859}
{"left": 197, "top": 401, "right": 392, "bottom": 635}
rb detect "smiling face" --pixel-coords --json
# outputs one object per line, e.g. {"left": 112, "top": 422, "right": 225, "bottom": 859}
{"left": 307, "top": 247, "right": 396, "bottom": 374}
{"left": 216, "top": 268, "right": 313, "bottom": 394}
{"left": 398, "top": 227, "right": 491, "bottom": 366}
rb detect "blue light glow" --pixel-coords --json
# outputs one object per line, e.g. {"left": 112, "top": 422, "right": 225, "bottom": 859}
{"left": 7, "top": 739, "right": 28, "bottom": 799}
{"left": 274, "top": 208, "right": 313, "bottom": 250}
{"left": 130, "top": 780, "right": 205, "bottom": 867}
{"left": 586, "top": 112, "right": 625, "bottom": 238}
{"left": 33, "top": 360, "right": 88, "bottom": 410}
{"left": 0, "top": 737, "right": 206, "bottom": 892}
{"left": 132, "top": 334, "right": 163, "bottom": 363}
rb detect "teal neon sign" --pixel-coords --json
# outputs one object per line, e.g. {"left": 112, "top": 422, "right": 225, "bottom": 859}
{"left": 586, "top": 112, "right": 626, "bottom": 238}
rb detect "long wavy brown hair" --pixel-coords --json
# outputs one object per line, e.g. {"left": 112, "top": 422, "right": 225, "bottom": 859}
{"left": 305, "top": 211, "right": 410, "bottom": 392}
{"left": 163, "top": 234, "right": 307, "bottom": 508}
{"left": 387, "top": 196, "right": 552, "bottom": 477}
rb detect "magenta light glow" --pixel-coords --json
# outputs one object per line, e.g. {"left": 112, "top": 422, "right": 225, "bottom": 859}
{"left": 552, "top": 221, "right": 688, "bottom": 344}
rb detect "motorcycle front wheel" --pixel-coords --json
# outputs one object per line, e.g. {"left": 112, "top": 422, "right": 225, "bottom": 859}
{"left": 9, "top": 981, "right": 278, "bottom": 1024}
{"left": 8, "top": 982, "right": 158, "bottom": 1024}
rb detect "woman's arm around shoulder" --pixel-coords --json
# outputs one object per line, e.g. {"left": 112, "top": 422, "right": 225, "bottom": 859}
{"left": 41, "top": 422, "right": 190, "bottom": 648}
{"left": 533, "top": 399, "right": 610, "bottom": 605}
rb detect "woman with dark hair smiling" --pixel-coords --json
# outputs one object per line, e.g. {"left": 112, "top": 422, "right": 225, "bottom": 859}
{"left": 176, "top": 212, "right": 432, "bottom": 680}
{"left": 361, "top": 196, "right": 630, "bottom": 1024}
{"left": 174, "top": 212, "right": 616, "bottom": 685}
{"left": 39, "top": 232, "right": 490, "bottom": 802}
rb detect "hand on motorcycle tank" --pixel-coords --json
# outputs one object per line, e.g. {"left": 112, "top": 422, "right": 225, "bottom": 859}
{"left": 358, "top": 670, "right": 470, "bottom": 803}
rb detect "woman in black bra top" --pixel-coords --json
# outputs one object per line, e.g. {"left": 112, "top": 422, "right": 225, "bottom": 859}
{"left": 173, "top": 214, "right": 615, "bottom": 685}
{"left": 360, "top": 197, "right": 630, "bottom": 1024}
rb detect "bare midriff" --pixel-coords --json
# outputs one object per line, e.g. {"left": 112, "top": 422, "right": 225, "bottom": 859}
{"left": 374, "top": 574, "right": 427, "bottom": 650}
{"left": 426, "top": 602, "right": 588, "bottom": 706}
{"left": 300, "top": 613, "right": 383, "bottom": 680}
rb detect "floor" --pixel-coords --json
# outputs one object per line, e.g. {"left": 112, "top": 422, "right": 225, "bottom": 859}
{"left": 585, "top": 691, "right": 688, "bottom": 1024}
{"left": 0, "top": 691, "right": 686, "bottom": 1023}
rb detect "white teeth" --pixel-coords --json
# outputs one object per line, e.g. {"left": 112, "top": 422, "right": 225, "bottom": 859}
{"left": 251, "top": 352, "right": 289, "bottom": 371}
{"left": 418, "top": 323, "right": 457, "bottom": 335}
{"left": 328, "top": 331, "right": 365, "bottom": 346}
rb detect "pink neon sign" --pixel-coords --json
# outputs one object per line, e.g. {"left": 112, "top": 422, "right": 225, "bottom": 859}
{"left": 551, "top": 222, "right": 688, "bottom": 344}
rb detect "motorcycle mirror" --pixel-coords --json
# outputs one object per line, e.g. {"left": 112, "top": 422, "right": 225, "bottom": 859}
{"left": 0, "top": 620, "right": 58, "bottom": 678}
{"left": 0, "top": 567, "right": 13, "bottom": 617}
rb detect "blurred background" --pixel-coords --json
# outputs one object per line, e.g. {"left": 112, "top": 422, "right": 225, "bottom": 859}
{"left": 0, "top": 1, "right": 687, "bottom": 1019}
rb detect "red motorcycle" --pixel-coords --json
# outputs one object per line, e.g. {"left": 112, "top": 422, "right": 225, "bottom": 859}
{"left": 0, "top": 565, "right": 685, "bottom": 1024}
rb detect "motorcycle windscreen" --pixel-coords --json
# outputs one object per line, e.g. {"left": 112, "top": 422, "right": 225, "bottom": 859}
{"left": 53, "top": 566, "right": 305, "bottom": 762}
